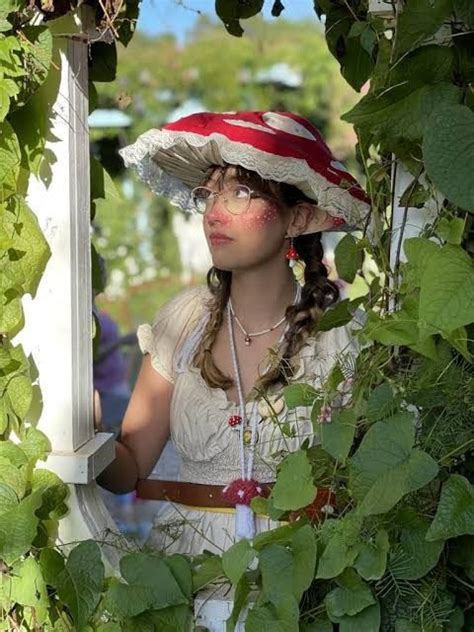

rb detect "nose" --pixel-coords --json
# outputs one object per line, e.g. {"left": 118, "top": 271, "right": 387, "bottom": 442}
{"left": 204, "top": 194, "right": 229, "bottom": 225}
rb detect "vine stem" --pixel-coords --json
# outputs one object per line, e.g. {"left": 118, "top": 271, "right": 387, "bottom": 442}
{"left": 438, "top": 438, "right": 474, "bottom": 465}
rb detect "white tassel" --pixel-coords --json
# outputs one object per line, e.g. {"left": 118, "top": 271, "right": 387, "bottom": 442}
{"left": 235, "top": 504, "right": 256, "bottom": 540}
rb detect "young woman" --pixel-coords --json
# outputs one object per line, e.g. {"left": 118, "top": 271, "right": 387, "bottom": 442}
{"left": 97, "top": 111, "right": 370, "bottom": 556}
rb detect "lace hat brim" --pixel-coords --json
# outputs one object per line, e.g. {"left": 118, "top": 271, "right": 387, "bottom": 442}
{"left": 119, "top": 111, "right": 371, "bottom": 233}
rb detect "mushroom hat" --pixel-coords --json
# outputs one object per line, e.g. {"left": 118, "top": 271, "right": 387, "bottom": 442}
{"left": 119, "top": 110, "right": 370, "bottom": 233}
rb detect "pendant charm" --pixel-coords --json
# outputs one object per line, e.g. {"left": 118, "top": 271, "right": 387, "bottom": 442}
{"left": 244, "top": 335, "right": 251, "bottom": 345}
{"left": 228, "top": 414, "right": 242, "bottom": 428}
{"left": 243, "top": 428, "right": 258, "bottom": 446}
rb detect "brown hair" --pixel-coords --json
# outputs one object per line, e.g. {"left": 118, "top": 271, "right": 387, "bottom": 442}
{"left": 192, "top": 165, "right": 339, "bottom": 393}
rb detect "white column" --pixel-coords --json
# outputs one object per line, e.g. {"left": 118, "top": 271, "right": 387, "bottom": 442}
{"left": 15, "top": 26, "right": 119, "bottom": 565}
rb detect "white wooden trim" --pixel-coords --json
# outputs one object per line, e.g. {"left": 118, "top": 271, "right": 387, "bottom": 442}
{"left": 368, "top": 0, "right": 396, "bottom": 18}
{"left": 44, "top": 432, "right": 116, "bottom": 484}
{"left": 16, "top": 29, "right": 118, "bottom": 553}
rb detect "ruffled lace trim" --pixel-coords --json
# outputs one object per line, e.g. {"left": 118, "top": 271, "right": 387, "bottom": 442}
{"left": 119, "top": 129, "right": 369, "bottom": 226}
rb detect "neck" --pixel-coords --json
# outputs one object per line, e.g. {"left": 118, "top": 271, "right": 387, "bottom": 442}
{"left": 229, "top": 259, "right": 297, "bottom": 329}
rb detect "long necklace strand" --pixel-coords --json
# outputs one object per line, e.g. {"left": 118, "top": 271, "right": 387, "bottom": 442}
{"left": 227, "top": 304, "right": 259, "bottom": 478}
{"left": 229, "top": 284, "right": 301, "bottom": 345}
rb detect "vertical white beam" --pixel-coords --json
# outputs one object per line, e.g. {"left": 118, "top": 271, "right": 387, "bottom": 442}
{"left": 15, "top": 28, "right": 117, "bottom": 563}
{"left": 21, "top": 37, "right": 92, "bottom": 453}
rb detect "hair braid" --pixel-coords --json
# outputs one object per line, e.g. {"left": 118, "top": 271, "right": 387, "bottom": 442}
{"left": 256, "top": 233, "right": 339, "bottom": 390}
{"left": 193, "top": 267, "right": 233, "bottom": 389}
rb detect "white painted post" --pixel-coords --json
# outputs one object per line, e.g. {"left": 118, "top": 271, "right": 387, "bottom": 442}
{"left": 14, "top": 13, "right": 120, "bottom": 565}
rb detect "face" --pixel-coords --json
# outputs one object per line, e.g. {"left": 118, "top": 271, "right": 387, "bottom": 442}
{"left": 201, "top": 167, "right": 291, "bottom": 272}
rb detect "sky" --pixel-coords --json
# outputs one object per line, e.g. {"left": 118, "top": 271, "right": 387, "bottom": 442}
{"left": 137, "top": 0, "right": 318, "bottom": 41}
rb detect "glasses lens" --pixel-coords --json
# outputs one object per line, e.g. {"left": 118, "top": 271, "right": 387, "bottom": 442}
{"left": 225, "top": 185, "right": 251, "bottom": 215}
{"left": 191, "top": 187, "right": 212, "bottom": 214}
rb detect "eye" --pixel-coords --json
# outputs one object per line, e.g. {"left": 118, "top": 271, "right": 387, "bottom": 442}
{"left": 232, "top": 185, "right": 251, "bottom": 199}
{"left": 192, "top": 186, "right": 213, "bottom": 201}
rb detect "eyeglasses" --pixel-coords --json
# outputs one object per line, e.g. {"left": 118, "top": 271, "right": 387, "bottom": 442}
{"left": 190, "top": 184, "right": 261, "bottom": 216}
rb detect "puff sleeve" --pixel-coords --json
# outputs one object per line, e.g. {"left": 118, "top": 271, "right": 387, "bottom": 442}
{"left": 136, "top": 286, "right": 208, "bottom": 384}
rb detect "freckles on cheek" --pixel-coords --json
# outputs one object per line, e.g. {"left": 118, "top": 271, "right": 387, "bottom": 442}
{"left": 238, "top": 204, "right": 279, "bottom": 230}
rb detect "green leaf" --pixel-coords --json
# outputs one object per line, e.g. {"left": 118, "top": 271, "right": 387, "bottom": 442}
{"left": 390, "top": 513, "right": 444, "bottom": 579}
{"left": 0, "top": 456, "right": 27, "bottom": 498}
{"left": 426, "top": 474, "right": 474, "bottom": 541}
{"left": 0, "top": 268, "right": 23, "bottom": 335}
{"left": 300, "top": 618, "right": 333, "bottom": 632}
{"left": 253, "top": 522, "right": 300, "bottom": 550}
{"left": 319, "top": 299, "right": 354, "bottom": 332}
{"left": 366, "top": 383, "right": 396, "bottom": 422}
{"left": 339, "top": 602, "right": 380, "bottom": 632}
{"left": 320, "top": 407, "right": 357, "bottom": 462}
{"left": 0, "top": 120, "right": 21, "bottom": 194}
{"left": 394, "top": 0, "right": 453, "bottom": 57}
{"left": 316, "top": 514, "right": 362, "bottom": 579}
{"left": 105, "top": 552, "right": 187, "bottom": 618}
{"left": 192, "top": 553, "right": 224, "bottom": 592}
{"left": 342, "top": 83, "right": 461, "bottom": 144}
{"left": 0, "top": 439, "right": 28, "bottom": 466}
{"left": 271, "top": 450, "right": 316, "bottom": 511}
{"left": 32, "top": 468, "right": 69, "bottom": 520}
{"left": 449, "top": 535, "right": 474, "bottom": 581}
{"left": 283, "top": 383, "right": 318, "bottom": 408}
{"left": 259, "top": 544, "right": 296, "bottom": 603}
{"left": 226, "top": 574, "right": 251, "bottom": 632}
{"left": 39, "top": 547, "right": 65, "bottom": 586}
{"left": 354, "top": 529, "right": 389, "bottom": 580}
{"left": 165, "top": 554, "right": 192, "bottom": 600}
{"left": 222, "top": 538, "right": 255, "bottom": 585}
{"left": 418, "top": 244, "right": 474, "bottom": 331}
{"left": 215, "top": 0, "right": 264, "bottom": 37}
{"left": 341, "top": 37, "right": 374, "bottom": 92}
{"left": 292, "top": 525, "right": 317, "bottom": 600}
{"left": 349, "top": 414, "right": 439, "bottom": 515}
{"left": 0, "top": 83, "right": 10, "bottom": 121}
{"left": 424, "top": 104, "right": 474, "bottom": 210}
{"left": 245, "top": 601, "right": 299, "bottom": 632}
{"left": 89, "top": 42, "right": 117, "bottom": 82}
{"left": 20, "top": 427, "right": 51, "bottom": 463}
{"left": 0, "top": 344, "right": 33, "bottom": 431}
{"left": 9, "top": 556, "right": 49, "bottom": 625}
{"left": 0, "top": 482, "right": 18, "bottom": 512}
{"left": 325, "top": 569, "right": 375, "bottom": 619}
{"left": 2, "top": 197, "right": 51, "bottom": 296}
{"left": 437, "top": 217, "right": 466, "bottom": 245}
{"left": 335, "top": 234, "right": 362, "bottom": 284}
{"left": 0, "top": 490, "right": 42, "bottom": 564}
{"left": 56, "top": 540, "right": 104, "bottom": 630}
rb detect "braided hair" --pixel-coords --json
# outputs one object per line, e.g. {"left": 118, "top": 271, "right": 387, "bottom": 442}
{"left": 192, "top": 166, "right": 339, "bottom": 392}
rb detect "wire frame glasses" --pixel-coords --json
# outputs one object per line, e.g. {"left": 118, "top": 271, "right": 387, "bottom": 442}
{"left": 190, "top": 184, "right": 257, "bottom": 215}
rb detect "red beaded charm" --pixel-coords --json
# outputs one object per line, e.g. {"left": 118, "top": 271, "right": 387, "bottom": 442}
{"left": 228, "top": 414, "right": 242, "bottom": 427}
{"left": 331, "top": 216, "right": 346, "bottom": 227}
{"left": 222, "top": 478, "right": 266, "bottom": 506}
{"left": 285, "top": 245, "right": 299, "bottom": 261}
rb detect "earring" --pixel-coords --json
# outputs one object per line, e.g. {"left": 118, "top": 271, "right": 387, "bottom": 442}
{"left": 285, "top": 237, "right": 299, "bottom": 268}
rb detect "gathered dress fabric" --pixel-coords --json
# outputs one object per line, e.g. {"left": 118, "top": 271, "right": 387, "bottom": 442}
{"left": 136, "top": 286, "right": 360, "bottom": 556}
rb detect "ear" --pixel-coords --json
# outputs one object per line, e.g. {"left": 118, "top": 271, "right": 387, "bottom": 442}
{"left": 286, "top": 202, "right": 323, "bottom": 237}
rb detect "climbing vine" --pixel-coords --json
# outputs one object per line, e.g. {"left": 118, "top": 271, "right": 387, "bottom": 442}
{"left": 0, "top": 1, "right": 473, "bottom": 631}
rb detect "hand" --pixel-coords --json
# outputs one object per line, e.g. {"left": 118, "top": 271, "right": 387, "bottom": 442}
{"left": 93, "top": 389, "right": 104, "bottom": 433}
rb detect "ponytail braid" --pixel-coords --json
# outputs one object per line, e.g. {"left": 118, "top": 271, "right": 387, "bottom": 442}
{"left": 193, "top": 267, "right": 233, "bottom": 389}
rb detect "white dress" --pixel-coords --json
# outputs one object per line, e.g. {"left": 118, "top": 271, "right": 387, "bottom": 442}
{"left": 136, "top": 286, "right": 360, "bottom": 556}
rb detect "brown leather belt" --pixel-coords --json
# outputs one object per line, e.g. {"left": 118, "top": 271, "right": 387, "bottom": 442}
{"left": 136, "top": 479, "right": 273, "bottom": 508}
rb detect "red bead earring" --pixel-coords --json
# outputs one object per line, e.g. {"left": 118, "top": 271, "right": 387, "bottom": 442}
{"left": 285, "top": 237, "right": 299, "bottom": 268}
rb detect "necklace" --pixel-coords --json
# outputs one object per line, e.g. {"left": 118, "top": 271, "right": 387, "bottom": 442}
{"left": 221, "top": 302, "right": 262, "bottom": 540}
{"left": 229, "top": 284, "right": 301, "bottom": 345}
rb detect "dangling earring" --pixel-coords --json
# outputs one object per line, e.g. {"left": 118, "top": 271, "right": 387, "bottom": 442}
{"left": 285, "top": 237, "right": 299, "bottom": 268}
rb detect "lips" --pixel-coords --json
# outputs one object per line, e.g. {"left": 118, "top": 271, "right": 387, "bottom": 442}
{"left": 209, "top": 232, "right": 234, "bottom": 246}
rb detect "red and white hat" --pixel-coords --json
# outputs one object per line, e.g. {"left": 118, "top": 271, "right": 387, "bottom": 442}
{"left": 119, "top": 111, "right": 370, "bottom": 233}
